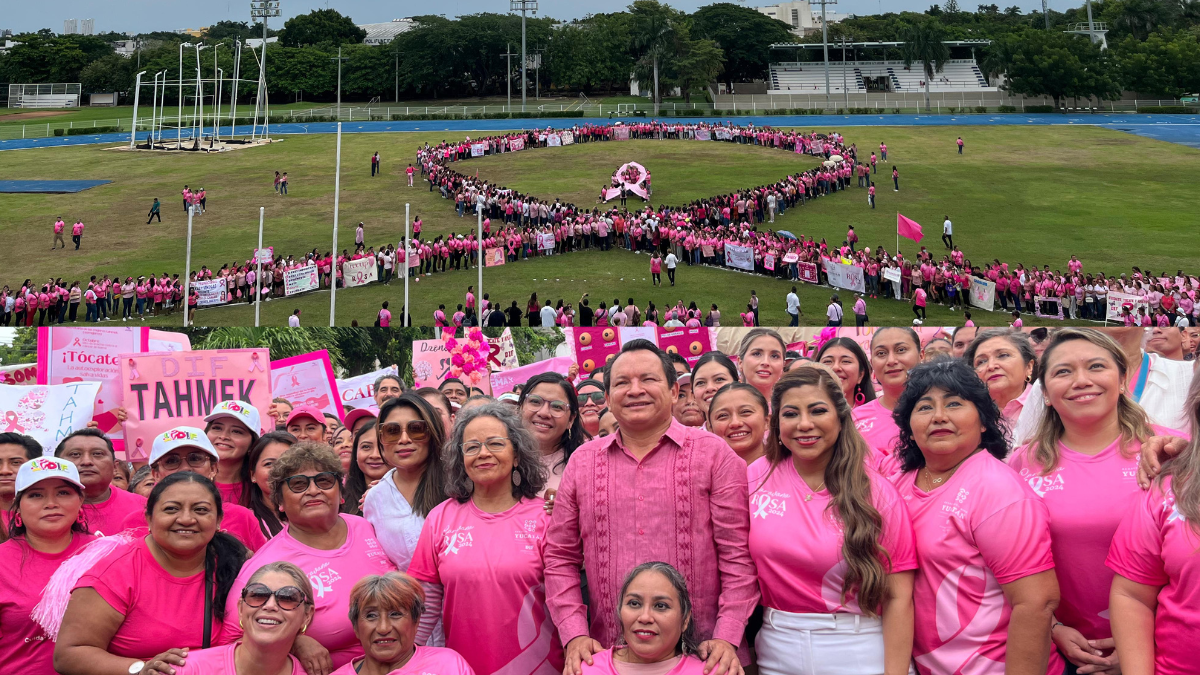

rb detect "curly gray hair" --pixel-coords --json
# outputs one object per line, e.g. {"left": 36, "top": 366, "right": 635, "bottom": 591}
{"left": 443, "top": 402, "right": 547, "bottom": 502}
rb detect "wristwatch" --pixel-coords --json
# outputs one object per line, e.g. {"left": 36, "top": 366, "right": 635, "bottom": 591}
{"left": 128, "top": 661, "right": 146, "bottom": 674}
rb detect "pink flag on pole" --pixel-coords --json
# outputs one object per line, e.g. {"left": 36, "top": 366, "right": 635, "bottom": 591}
{"left": 897, "top": 213, "right": 924, "bottom": 242}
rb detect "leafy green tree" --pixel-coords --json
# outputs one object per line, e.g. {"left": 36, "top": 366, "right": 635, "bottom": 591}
{"left": 79, "top": 53, "right": 135, "bottom": 96}
{"left": 1114, "top": 30, "right": 1200, "bottom": 97}
{"left": 546, "top": 13, "right": 634, "bottom": 93}
{"left": 674, "top": 38, "right": 725, "bottom": 102}
{"left": 1103, "top": 0, "right": 1178, "bottom": 40}
{"left": 994, "top": 29, "right": 1120, "bottom": 108}
{"left": 279, "top": 9, "right": 367, "bottom": 48}
{"left": 205, "top": 21, "right": 255, "bottom": 42}
{"left": 690, "top": 3, "right": 792, "bottom": 85}
{"left": 0, "top": 35, "right": 114, "bottom": 83}
{"left": 629, "top": 0, "right": 688, "bottom": 113}
{"left": 900, "top": 21, "right": 951, "bottom": 111}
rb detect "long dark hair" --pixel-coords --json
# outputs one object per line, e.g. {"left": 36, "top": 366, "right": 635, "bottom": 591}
{"left": 690, "top": 351, "right": 739, "bottom": 382}
{"left": 377, "top": 394, "right": 449, "bottom": 518}
{"left": 342, "top": 421, "right": 377, "bottom": 516}
{"left": 892, "top": 358, "right": 1011, "bottom": 472}
{"left": 816, "top": 337, "right": 876, "bottom": 405}
{"left": 764, "top": 367, "right": 889, "bottom": 615}
{"left": 240, "top": 431, "right": 297, "bottom": 537}
{"left": 146, "top": 472, "right": 248, "bottom": 620}
{"left": 517, "top": 372, "right": 590, "bottom": 470}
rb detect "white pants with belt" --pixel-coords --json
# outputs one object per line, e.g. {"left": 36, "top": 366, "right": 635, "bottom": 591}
{"left": 756, "top": 608, "right": 911, "bottom": 675}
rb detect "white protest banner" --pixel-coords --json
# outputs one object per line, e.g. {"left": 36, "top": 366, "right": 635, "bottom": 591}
{"left": 0, "top": 382, "right": 101, "bottom": 454}
{"left": 1106, "top": 291, "right": 1150, "bottom": 322}
{"left": 823, "top": 260, "right": 866, "bottom": 294}
{"left": 284, "top": 266, "right": 319, "bottom": 296}
{"left": 337, "top": 365, "right": 398, "bottom": 410}
{"left": 782, "top": 252, "right": 799, "bottom": 264}
{"left": 118, "top": 349, "right": 272, "bottom": 461}
{"left": 148, "top": 329, "right": 191, "bottom": 353}
{"left": 969, "top": 277, "right": 996, "bottom": 312}
{"left": 695, "top": 129, "right": 711, "bottom": 141}
{"left": 547, "top": 134, "right": 562, "bottom": 147}
{"left": 342, "top": 258, "right": 378, "bottom": 289}
{"left": 1034, "top": 296, "right": 1064, "bottom": 321}
{"left": 561, "top": 131, "right": 575, "bottom": 145}
{"left": 253, "top": 247, "right": 274, "bottom": 264}
{"left": 613, "top": 126, "right": 631, "bottom": 140}
{"left": 715, "top": 128, "right": 732, "bottom": 140}
{"left": 37, "top": 326, "right": 147, "bottom": 447}
{"left": 538, "top": 233, "right": 556, "bottom": 252}
{"left": 194, "top": 279, "right": 228, "bottom": 307}
{"left": 271, "top": 350, "right": 343, "bottom": 423}
{"left": 1, "top": 363, "right": 39, "bottom": 386}
{"left": 725, "top": 243, "right": 754, "bottom": 271}
{"left": 882, "top": 267, "right": 902, "bottom": 283}
{"left": 488, "top": 328, "right": 521, "bottom": 372}
{"left": 470, "top": 143, "right": 486, "bottom": 157}
{"left": 509, "top": 136, "right": 525, "bottom": 151}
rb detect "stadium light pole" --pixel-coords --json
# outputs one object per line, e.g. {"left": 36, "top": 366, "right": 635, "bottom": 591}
{"left": 255, "top": 206, "right": 264, "bottom": 326}
{"left": 330, "top": 122, "right": 343, "bottom": 327}
{"left": 510, "top": 0, "right": 538, "bottom": 112}
{"left": 178, "top": 42, "right": 193, "bottom": 149}
{"left": 814, "top": 0, "right": 836, "bottom": 110}
{"left": 502, "top": 43, "right": 517, "bottom": 112}
{"left": 250, "top": 0, "right": 281, "bottom": 140}
{"left": 404, "top": 203, "right": 410, "bottom": 327}
{"left": 331, "top": 46, "right": 348, "bottom": 120}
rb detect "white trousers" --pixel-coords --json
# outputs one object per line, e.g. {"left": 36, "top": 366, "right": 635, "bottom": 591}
{"left": 755, "top": 608, "right": 908, "bottom": 675}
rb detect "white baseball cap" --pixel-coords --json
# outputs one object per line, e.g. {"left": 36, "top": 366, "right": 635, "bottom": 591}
{"left": 203, "top": 400, "right": 261, "bottom": 435}
{"left": 150, "top": 426, "right": 220, "bottom": 465}
{"left": 16, "top": 456, "right": 85, "bottom": 493}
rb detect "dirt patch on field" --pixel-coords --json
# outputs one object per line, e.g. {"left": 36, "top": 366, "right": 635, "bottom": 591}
{"left": 0, "top": 111, "right": 68, "bottom": 122}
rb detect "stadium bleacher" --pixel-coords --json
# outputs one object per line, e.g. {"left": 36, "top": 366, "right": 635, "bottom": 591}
{"left": 769, "top": 60, "right": 995, "bottom": 94}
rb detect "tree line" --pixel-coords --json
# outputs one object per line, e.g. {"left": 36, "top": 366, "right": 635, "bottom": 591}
{"left": 1, "top": 1, "right": 1197, "bottom": 108}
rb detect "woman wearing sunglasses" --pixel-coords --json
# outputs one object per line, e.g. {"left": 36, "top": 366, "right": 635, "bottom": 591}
{"left": 119, "top": 426, "right": 267, "bottom": 552}
{"left": 219, "top": 442, "right": 397, "bottom": 675}
{"left": 409, "top": 403, "right": 563, "bottom": 675}
{"left": 518, "top": 373, "right": 591, "bottom": 496}
{"left": 575, "top": 379, "right": 607, "bottom": 438}
{"left": 331, "top": 572, "right": 474, "bottom": 675}
{"left": 168, "top": 562, "right": 314, "bottom": 674}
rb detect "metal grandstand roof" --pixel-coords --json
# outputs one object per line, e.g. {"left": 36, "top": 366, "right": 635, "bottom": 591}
{"left": 770, "top": 40, "right": 992, "bottom": 49}
{"left": 358, "top": 19, "right": 416, "bottom": 45}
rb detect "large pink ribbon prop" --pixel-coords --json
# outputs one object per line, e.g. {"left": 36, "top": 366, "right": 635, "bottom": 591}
{"left": 602, "top": 161, "right": 650, "bottom": 202}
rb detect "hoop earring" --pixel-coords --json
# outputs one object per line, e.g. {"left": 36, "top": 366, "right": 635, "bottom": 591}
{"left": 855, "top": 389, "right": 866, "bottom": 405}
{"left": 76, "top": 511, "right": 85, "bottom": 524}
{"left": 13, "top": 514, "right": 21, "bottom": 527}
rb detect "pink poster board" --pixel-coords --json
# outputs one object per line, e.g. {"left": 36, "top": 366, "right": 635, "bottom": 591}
{"left": 410, "top": 340, "right": 492, "bottom": 394}
{"left": 271, "top": 350, "right": 343, "bottom": 423}
{"left": 490, "top": 357, "right": 575, "bottom": 395}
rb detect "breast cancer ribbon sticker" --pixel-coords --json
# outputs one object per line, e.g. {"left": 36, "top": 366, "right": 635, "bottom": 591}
{"left": 128, "top": 359, "right": 141, "bottom": 380}
{"left": 249, "top": 352, "right": 265, "bottom": 372}
{"left": 3, "top": 411, "right": 23, "bottom": 433}
{"left": 750, "top": 493, "right": 772, "bottom": 519}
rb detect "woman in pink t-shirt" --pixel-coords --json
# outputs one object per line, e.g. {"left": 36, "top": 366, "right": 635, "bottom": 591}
{"left": 56, "top": 473, "right": 248, "bottom": 675}
{"left": 737, "top": 329, "right": 786, "bottom": 406}
{"left": 1009, "top": 329, "right": 1188, "bottom": 673}
{"left": 708, "top": 383, "right": 769, "bottom": 464}
{"left": 853, "top": 327, "right": 923, "bottom": 471}
{"left": 890, "top": 359, "right": 1064, "bottom": 675}
{"left": 817, "top": 337, "right": 877, "bottom": 409}
{"left": 203, "top": 400, "right": 262, "bottom": 506}
{"left": 330, "top": 572, "right": 474, "bottom": 675}
{"left": 748, "top": 367, "right": 916, "bottom": 675}
{"left": 1107, "top": 374, "right": 1200, "bottom": 675}
{"left": 220, "top": 444, "right": 396, "bottom": 672}
{"left": 0, "top": 456, "right": 94, "bottom": 674}
{"left": 171, "top": 561, "right": 313, "bottom": 675}
{"left": 963, "top": 329, "right": 1036, "bottom": 439}
{"left": 408, "top": 404, "right": 564, "bottom": 675}
{"left": 579, "top": 562, "right": 708, "bottom": 675}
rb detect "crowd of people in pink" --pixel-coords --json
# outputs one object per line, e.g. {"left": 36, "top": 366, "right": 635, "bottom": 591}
{"left": 0, "top": 325, "right": 1197, "bottom": 675}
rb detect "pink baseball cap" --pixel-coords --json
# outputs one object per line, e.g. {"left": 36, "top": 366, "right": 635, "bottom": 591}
{"left": 285, "top": 405, "right": 326, "bottom": 428}
{"left": 343, "top": 406, "right": 379, "bottom": 431}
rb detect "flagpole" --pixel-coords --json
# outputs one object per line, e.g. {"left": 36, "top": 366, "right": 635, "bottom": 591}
{"left": 330, "top": 122, "right": 342, "bottom": 327}
{"left": 404, "top": 203, "right": 411, "bottom": 327}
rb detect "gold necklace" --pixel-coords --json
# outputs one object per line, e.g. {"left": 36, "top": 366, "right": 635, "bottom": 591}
{"left": 804, "top": 482, "right": 826, "bottom": 502}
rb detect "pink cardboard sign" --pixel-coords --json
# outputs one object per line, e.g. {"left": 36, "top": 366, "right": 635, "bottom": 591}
{"left": 572, "top": 327, "right": 621, "bottom": 377}
{"left": 271, "top": 350, "right": 343, "bottom": 423}
{"left": 657, "top": 328, "right": 713, "bottom": 368}
{"left": 490, "top": 357, "right": 576, "bottom": 395}
{"left": 119, "top": 348, "right": 272, "bottom": 461}
{"left": 410, "top": 340, "right": 492, "bottom": 394}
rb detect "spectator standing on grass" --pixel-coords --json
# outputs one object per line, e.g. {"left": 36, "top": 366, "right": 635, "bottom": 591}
{"left": 854, "top": 293, "right": 869, "bottom": 327}
{"left": 880, "top": 141, "right": 887, "bottom": 160}
{"left": 288, "top": 308, "right": 301, "bottom": 327}
{"left": 650, "top": 251, "right": 662, "bottom": 286}
{"left": 957, "top": 136, "right": 964, "bottom": 154}
{"left": 786, "top": 286, "right": 801, "bottom": 326}
{"left": 280, "top": 172, "right": 289, "bottom": 195}
{"left": 868, "top": 182, "right": 876, "bottom": 208}
{"left": 541, "top": 300, "right": 557, "bottom": 328}
{"left": 665, "top": 250, "right": 678, "bottom": 286}
{"left": 750, "top": 290, "right": 760, "bottom": 325}
{"left": 51, "top": 217, "right": 66, "bottom": 250}
{"left": 892, "top": 166, "right": 899, "bottom": 192}
{"left": 912, "top": 286, "right": 927, "bottom": 322}
{"left": 71, "top": 219, "right": 84, "bottom": 250}
{"left": 407, "top": 163, "right": 415, "bottom": 186}
{"left": 273, "top": 171, "right": 281, "bottom": 194}
{"left": 827, "top": 294, "right": 844, "bottom": 326}
{"left": 377, "top": 301, "right": 391, "bottom": 327}
{"left": 355, "top": 222, "right": 364, "bottom": 247}
{"left": 146, "top": 198, "right": 160, "bottom": 224}
{"left": 371, "top": 151, "right": 380, "bottom": 177}
{"left": 942, "top": 216, "right": 953, "bottom": 249}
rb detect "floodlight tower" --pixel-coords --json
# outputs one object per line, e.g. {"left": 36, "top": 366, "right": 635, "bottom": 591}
{"left": 813, "top": 0, "right": 837, "bottom": 110}
{"left": 510, "top": 0, "right": 537, "bottom": 112}
{"left": 250, "top": 0, "right": 281, "bottom": 140}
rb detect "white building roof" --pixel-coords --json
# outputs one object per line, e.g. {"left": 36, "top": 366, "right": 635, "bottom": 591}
{"left": 358, "top": 19, "right": 415, "bottom": 45}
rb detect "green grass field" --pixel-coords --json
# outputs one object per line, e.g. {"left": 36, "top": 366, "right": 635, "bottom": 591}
{"left": 1, "top": 124, "right": 1195, "bottom": 327}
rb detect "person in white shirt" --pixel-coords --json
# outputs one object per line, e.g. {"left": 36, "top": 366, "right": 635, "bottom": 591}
{"left": 942, "top": 216, "right": 953, "bottom": 249}
{"left": 664, "top": 252, "right": 678, "bottom": 286}
{"left": 381, "top": 250, "right": 394, "bottom": 285}
{"left": 785, "top": 287, "right": 801, "bottom": 326}
{"left": 287, "top": 309, "right": 301, "bottom": 327}
{"left": 825, "top": 295, "right": 844, "bottom": 326}
{"left": 539, "top": 301, "right": 557, "bottom": 328}
{"left": 766, "top": 193, "right": 777, "bottom": 223}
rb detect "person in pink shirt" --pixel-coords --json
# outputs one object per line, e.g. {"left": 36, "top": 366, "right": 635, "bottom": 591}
{"left": 1108, "top": 375, "right": 1200, "bottom": 675}
{"left": 54, "top": 429, "right": 147, "bottom": 536}
{"left": 545, "top": 340, "right": 757, "bottom": 675}
{"left": 748, "top": 367, "right": 916, "bottom": 675}
{"left": 579, "top": 562, "right": 710, "bottom": 675}
{"left": 409, "top": 403, "right": 563, "bottom": 675}
{"left": 52, "top": 217, "right": 66, "bottom": 249}
{"left": 890, "top": 359, "right": 1064, "bottom": 675}
{"left": 71, "top": 220, "right": 84, "bottom": 249}
{"left": 964, "top": 329, "right": 1036, "bottom": 435}
{"left": 219, "top": 443, "right": 397, "bottom": 672}
{"left": 55, "top": 472, "right": 247, "bottom": 675}
{"left": 331, "top": 572, "right": 474, "bottom": 675}
{"left": 911, "top": 286, "right": 927, "bottom": 322}
{"left": 1011, "top": 310, "right": 1024, "bottom": 328}
{"left": 1008, "top": 329, "right": 1188, "bottom": 674}
{"left": 651, "top": 251, "right": 663, "bottom": 286}
{"left": 0, "top": 455, "right": 95, "bottom": 674}
{"left": 169, "top": 561, "right": 314, "bottom": 675}
{"left": 853, "top": 327, "right": 923, "bottom": 469}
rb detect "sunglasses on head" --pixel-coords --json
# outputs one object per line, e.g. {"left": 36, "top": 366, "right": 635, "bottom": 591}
{"left": 284, "top": 471, "right": 339, "bottom": 493}
{"left": 157, "top": 451, "right": 214, "bottom": 471}
{"left": 242, "top": 583, "right": 307, "bottom": 610}
{"left": 378, "top": 420, "right": 430, "bottom": 443}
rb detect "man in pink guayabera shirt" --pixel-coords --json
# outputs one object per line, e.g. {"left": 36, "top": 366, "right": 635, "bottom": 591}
{"left": 544, "top": 339, "right": 759, "bottom": 675}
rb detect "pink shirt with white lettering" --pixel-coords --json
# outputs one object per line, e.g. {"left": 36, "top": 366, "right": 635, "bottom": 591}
{"left": 1106, "top": 476, "right": 1200, "bottom": 675}
{"left": 0, "top": 533, "right": 94, "bottom": 672}
{"left": 747, "top": 458, "right": 916, "bottom": 614}
{"left": 170, "top": 642, "right": 307, "bottom": 675}
{"left": 1008, "top": 425, "right": 1187, "bottom": 640}
{"left": 893, "top": 451, "right": 1063, "bottom": 675}
{"left": 408, "top": 497, "right": 563, "bottom": 675}
{"left": 329, "top": 646, "right": 475, "bottom": 675}
{"left": 219, "top": 515, "right": 396, "bottom": 670}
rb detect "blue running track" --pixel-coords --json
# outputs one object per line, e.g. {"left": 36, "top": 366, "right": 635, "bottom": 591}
{"left": 0, "top": 179, "right": 112, "bottom": 192}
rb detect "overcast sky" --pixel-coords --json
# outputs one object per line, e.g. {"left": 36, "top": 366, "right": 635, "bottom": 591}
{"left": 8, "top": 0, "right": 1051, "bottom": 35}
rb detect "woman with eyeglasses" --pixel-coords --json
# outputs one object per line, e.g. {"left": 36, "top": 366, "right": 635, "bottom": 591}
{"left": 331, "top": 572, "right": 474, "bottom": 675}
{"left": 575, "top": 379, "right": 607, "bottom": 438}
{"left": 120, "top": 426, "right": 267, "bottom": 551}
{"left": 243, "top": 431, "right": 297, "bottom": 538}
{"left": 0, "top": 456, "right": 94, "bottom": 673}
{"left": 963, "top": 329, "right": 1038, "bottom": 448}
{"left": 409, "top": 403, "right": 563, "bottom": 675}
{"left": 219, "top": 442, "right": 397, "bottom": 675}
{"left": 54, "top": 472, "right": 249, "bottom": 675}
{"left": 168, "top": 562, "right": 314, "bottom": 674}
{"left": 518, "top": 372, "right": 591, "bottom": 496}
